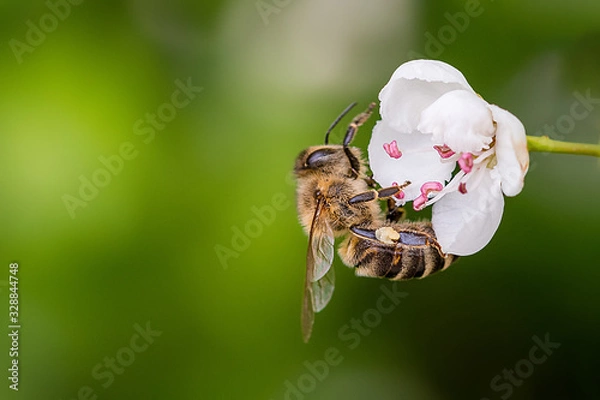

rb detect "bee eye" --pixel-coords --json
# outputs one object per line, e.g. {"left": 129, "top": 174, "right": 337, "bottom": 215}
{"left": 305, "top": 149, "right": 336, "bottom": 168}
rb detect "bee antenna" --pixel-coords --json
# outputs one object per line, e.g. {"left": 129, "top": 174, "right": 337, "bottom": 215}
{"left": 324, "top": 102, "right": 357, "bottom": 144}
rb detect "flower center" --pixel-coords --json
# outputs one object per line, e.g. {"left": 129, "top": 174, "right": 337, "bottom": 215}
{"left": 415, "top": 142, "right": 499, "bottom": 209}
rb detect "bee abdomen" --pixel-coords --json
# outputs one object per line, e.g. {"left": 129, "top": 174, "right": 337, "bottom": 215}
{"left": 342, "top": 224, "right": 456, "bottom": 281}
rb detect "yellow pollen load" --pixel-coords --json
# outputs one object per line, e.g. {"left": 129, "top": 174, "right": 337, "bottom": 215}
{"left": 375, "top": 226, "right": 400, "bottom": 245}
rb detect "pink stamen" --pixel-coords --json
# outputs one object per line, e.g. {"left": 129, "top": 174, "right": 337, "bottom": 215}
{"left": 433, "top": 144, "right": 456, "bottom": 159}
{"left": 412, "top": 181, "right": 443, "bottom": 211}
{"left": 458, "top": 153, "right": 474, "bottom": 173}
{"left": 413, "top": 194, "right": 427, "bottom": 211}
{"left": 391, "top": 181, "right": 405, "bottom": 200}
{"left": 458, "top": 182, "right": 467, "bottom": 194}
{"left": 420, "top": 181, "right": 444, "bottom": 196}
{"left": 383, "top": 140, "right": 402, "bottom": 159}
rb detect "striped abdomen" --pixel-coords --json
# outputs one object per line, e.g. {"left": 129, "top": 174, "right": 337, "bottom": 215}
{"left": 339, "top": 221, "right": 456, "bottom": 280}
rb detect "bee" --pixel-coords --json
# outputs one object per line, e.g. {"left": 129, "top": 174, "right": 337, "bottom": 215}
{"left": 294, "top": 103, "right": 456, "bottom": 342}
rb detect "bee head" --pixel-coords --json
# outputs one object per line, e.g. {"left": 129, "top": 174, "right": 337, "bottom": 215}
{"left": 294, "top": 102, "right": 371, "bottom": 179}
{"left": 294, "top": 145, "right": 361, "bottom": 177}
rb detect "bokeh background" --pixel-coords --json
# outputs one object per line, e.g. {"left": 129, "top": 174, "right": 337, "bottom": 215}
{"left": 1, "top": 1, "right": 600, "bottom": 399}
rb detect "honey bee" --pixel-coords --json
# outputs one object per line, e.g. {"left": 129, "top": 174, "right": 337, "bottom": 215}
{"left": 294, "top": 103, "right": 457, "bottom": 342}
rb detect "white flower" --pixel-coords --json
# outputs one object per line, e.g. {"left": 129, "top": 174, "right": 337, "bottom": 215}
{"left": 368, "top": 60, "right": 529, "bottom": 256}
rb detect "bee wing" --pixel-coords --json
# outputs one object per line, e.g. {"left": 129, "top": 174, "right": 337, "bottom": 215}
{"left": 301, "top": 283, "right": 315, "bottom": 343}
{"left": 310, "top": 217, "right": 335, "bottom": 282}
{"left": 310, "top": 264, "right": 335, "bottom": 312}
{"left": 302, "top": 196, "right": 336, "bottom": 342}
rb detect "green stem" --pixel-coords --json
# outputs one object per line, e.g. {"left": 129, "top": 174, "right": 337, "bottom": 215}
{"left": 527, "top": 135, "right": 600, "bottom": 157}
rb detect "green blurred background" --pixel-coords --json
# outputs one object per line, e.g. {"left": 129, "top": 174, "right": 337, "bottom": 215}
{"left": 1, "top": 0, "right": 600, "bottom": 399}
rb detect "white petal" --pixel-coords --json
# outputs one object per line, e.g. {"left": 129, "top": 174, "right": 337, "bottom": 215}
{"left": 368, "top": 120, "right": 454, "bottom": 202}
{"left": 432, "top": 169, "right": 504, "bottom": 256}
{"left": 380, "top": 60, "right": 474, "bottom": 133}
{"left": 418, "top": 90, "right": 496, "bottom": 154}
{"left": 386, "top": 60, "right": 474, "bottom": 91}
{"left": 490, "top": 105, "right": 529, "bottom": 196}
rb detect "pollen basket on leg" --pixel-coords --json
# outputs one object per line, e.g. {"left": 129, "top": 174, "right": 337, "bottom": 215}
{"left": 375, "top": 226, "right": 400, "bottom": 245}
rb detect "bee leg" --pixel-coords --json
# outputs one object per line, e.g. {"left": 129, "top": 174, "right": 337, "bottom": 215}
{"left": 386, "top": 198, "right": 406, "bottom": 222}
{"left": 343, "top": 103, "right": 376, "bottom": 178}
{"left": 344, "top": 147, "right": 362, "bottom": 178}
{"left": 364, "top": 174, "right": 377, "bottom": 188}
{"left": 348, "top": 182, "right": 410, "bottom": 205}
{"left": 350, "top": 225, "right": 399, "bottom": 245}
{"left": 343, "top": 102, "right": 376, "bottom": 147}
{"left": 349, "top": 226, "right": 378, "bottom": 240}
{"left": 348, "top": 190, "right": 377, "bottom": 204}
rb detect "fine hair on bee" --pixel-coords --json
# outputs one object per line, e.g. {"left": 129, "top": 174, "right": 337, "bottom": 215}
{"left": 294, "top": 102, "right": 457, "bottom": 342}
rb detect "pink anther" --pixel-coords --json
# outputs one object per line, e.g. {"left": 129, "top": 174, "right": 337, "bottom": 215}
{"left": 420, "top": 181, "right": 444, "bottom": 196}
{"left": 433, "top": 144, "right": 456, "bottom": 159}
{"left": 391, "top": 182, "right": 406, "bottom": 200}
{"left": 458, "top": 152, "right": 474, "bottom": 173}
{"left": 458, "top": 182, "right": 468, "bottom": 194}
{"left": 383, "top": 140, "right": 402, "bottom": 159}
{"left": 413, "top": 195, "right": 427, "bottom": 211}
